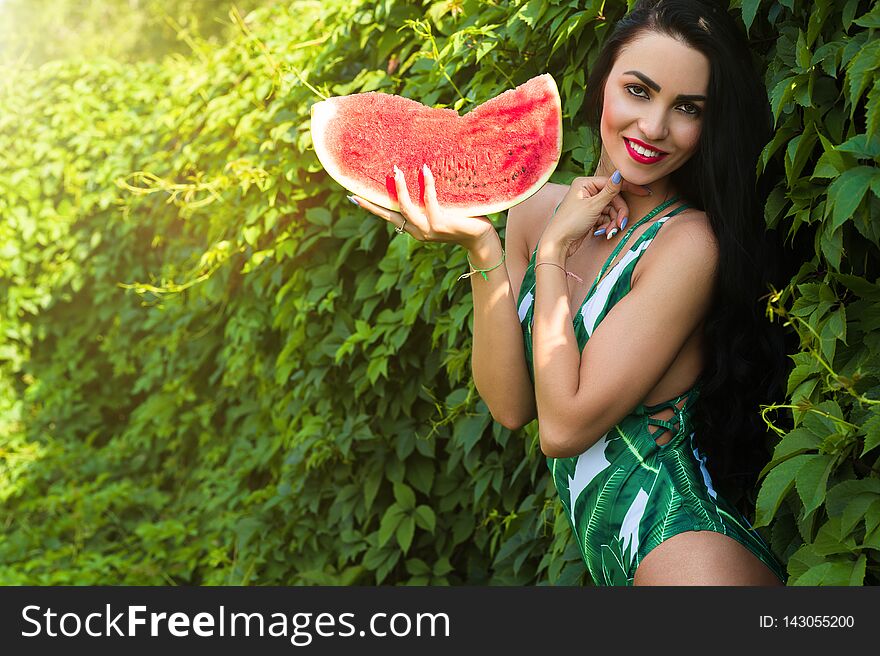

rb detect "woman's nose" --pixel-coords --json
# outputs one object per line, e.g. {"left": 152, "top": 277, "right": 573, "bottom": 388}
{"left": 637, "top": 110, "right": 669, "bottom": 142}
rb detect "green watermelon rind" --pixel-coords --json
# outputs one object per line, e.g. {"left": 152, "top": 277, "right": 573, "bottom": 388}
{"left": 310, "top": 74, "right": 562, "bottom": 218}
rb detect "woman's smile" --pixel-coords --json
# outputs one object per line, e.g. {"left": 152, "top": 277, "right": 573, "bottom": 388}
{"left": 623, "top": 136, "right": 668, "bottom": 163}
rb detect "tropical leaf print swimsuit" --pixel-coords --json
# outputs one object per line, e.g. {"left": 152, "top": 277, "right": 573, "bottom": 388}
{"left": 516, "top": 201, "right": 787, "bottom": 586}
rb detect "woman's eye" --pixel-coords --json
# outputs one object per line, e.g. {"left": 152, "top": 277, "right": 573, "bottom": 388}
{"left": 624, "top": 84, "right": 648, "bottom": 99}
{"left": 678, "top": 103, "right": 701, "bottom": 116}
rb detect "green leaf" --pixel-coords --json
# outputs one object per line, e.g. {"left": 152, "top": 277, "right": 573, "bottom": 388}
{"left": 766, "top": 427, "right": 822, "bottom": 474}
{"left": 405, "top": 558, "right": 431, "bottom": 576}
{"left": 811, "top": 516, "right": 857, "bottom": 557}
{"left": 865, "top": 499, "right": 880, "bottom": 536}
{"left": 242, "top": 225, "right": 261, "bottom": 247}
{"left": 849, "top": 554, "right": 867, "bottom": 585}
{"left": 825, "top": 166, "right": 876, "bottom": 231}
{"left": 821, "top": 307, "right": 846, "bottom": 357}
{"left": 406, "top": 457, "right": 435, "bottom": 495}
{"left": 453, "top": 412, "right": 490, "bottom": 456}
{"left": 366, "top": 356, "right": 388, "bottom": 384}
{"left": 396, "top": 516, "right": 415, "bottom": 554}
{"left": 433, "top": 556, "right": 454, "bottom": 577}
{"left": 819, "top": 222, "right": 843, "bottom": 271}
{"left": 363, "top": 466, "right": 383, "bottom": 512}
{"left": 764, "top": 184, "right": 788, "bottom": 228}
{"left": 825, "top": 305, "right": 848, "bottom": 346}
{"left": 740, "top": 0, "right": 761, "bottom": 35}
{"left": 769, "top": 75, "right": 798, "bottom": 124}
{"left": 854, "top": 2, "right": 880, "bottom": 28}
{"left": 378, "top": 505, "right": 405, "bottom": 547}
{"left": 795, "top": 454, "right": 834, "bottom": 514}
{"left": 844, "top": 493, "right": 880, "bottom": 535}
{"left": 802, "top": 400, "right": 844, "bottom": 436}
{"left": 845, "top": 39, "right": 880, "bottom": 108}
{"left": 806, "top": 2, "right": 833, "bottom": 47}
{"left": 826, "top": 478, "right": 880, "bottom": 514}
{"left": 811, "top": 149, "right": 850, "bottom": 179}
{"left": 862, "top": 410, "right": 880, "bottom": 455}
{"left": 786, "top": 358, "right": 821, "bottom": 397}
{"left": 785, "top": 124, "right": 817, "bottom": 183}
{"left": 393, "top": 482, "right": 416, "bottom": 510}
{"left": 837, "top": 133, "right": 880, "bottom": 159}
{"left": 755, "top": 454, "right": 813, "bottom": 527}
{"left": 867, "top": 84, "right": 880, "bottom": 143}
{"left": 305, "top": 207, "right": 332, "bottom": 227}
{"left": 830, "top": 273, "right": 880, "bottom": 299}
{"left": 413, "top": 504, "right": 436, "bottom": 532}
{"left": 811, "top": 41, "right": 843, "bottom": 76}
{"left": 795, "top": 30, "right": 811, "bottom": 72}
{"left": 792, "top": 560, "right": 860, "bottom": 586}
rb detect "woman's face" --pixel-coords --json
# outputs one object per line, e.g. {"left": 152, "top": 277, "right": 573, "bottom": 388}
{"left": 599, "top": 31, "right": 710, "bottom": 187}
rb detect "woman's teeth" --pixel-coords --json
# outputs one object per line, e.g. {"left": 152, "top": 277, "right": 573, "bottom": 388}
{"left": 628, "top": 139, "right": 661, "bottom": 157}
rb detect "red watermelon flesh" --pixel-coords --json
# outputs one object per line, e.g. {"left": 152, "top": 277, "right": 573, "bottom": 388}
{"left": 310, "top": 74, "right": 562, "bottom": 217}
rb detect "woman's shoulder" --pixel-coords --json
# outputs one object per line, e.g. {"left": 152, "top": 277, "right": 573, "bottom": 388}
{"left": 646, "top": 206, "right": 719, "bottom": 276}
{"left": 663, "top": 207, "right": 718, "bottom": 255}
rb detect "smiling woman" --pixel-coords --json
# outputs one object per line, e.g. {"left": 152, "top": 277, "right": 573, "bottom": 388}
{"left": 506, "top": 0, "right": 791, "bottom": 586}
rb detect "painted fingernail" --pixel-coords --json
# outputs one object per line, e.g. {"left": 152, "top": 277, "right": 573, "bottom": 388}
{"left": 620, "top": 216, "right": 628, "bottom": 230}
{"left": 594, "top": 227, "right": 607, "bottom": 236}
{"left": 422, "top": 163, "right": 430, "bottom": 176}
{"left": 606, "top": 228, "right": 619, "bottom": 240}
{"left": 611, "top": 170, "right": 622, "bottom": 184}
{"left": 393, "top": 165, "right": 402, "bottom": 177}
{"left": 347, "top": 195, "right": 359, "bottom": 206}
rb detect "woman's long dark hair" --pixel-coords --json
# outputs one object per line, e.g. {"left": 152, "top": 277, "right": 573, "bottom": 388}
{"left": 584, "top": 0, "right": 800, "bottom": 504}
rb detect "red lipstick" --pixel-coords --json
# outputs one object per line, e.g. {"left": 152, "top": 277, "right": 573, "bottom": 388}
{"left": 623, "top": 137, "right": 668, "bottom": 164}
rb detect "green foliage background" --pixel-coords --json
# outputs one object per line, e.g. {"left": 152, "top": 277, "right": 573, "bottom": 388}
{"left": 0, "top": 0, "right": 878, "bottom": 585}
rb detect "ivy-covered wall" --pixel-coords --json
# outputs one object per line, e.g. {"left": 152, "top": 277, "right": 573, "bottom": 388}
{"left": 0, "top": 0, "right": 878, "bottom": 585}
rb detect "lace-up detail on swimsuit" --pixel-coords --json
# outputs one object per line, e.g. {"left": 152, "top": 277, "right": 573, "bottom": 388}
{"left": 644, "top": 393, "right": 693, "bottom": 447}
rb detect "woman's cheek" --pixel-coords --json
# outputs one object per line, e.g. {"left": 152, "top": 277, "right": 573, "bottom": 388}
{"left": 681, "top": 121, "right": 702, "bottom": 156}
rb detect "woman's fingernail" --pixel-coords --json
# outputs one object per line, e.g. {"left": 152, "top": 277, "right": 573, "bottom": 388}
{"left": 347, "top": 195, "right": 359, "bottom": 206}
{"left": 393, "top": 165, "right": 402, "bottom": 177}
{"left": 606, "top": 228, "right": 619, "bottom": 240}
{"left": 594, "top": 227, "right": 607, "bottom": 236}
{"left": 422, "top": 163, "right": 430, "bottom": 176}
{"left": 620, "top": 217, "right": 628, "bottom": 230}
{"left": 611, "top": 170, "right": 622, "bottom": 184}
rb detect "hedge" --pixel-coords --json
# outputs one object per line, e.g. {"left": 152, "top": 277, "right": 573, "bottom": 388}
{"left": 0, "top": 0, "right": 878, "bottom": 585}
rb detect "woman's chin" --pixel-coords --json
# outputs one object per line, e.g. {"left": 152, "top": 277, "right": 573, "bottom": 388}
{"left": 619, "top": 168, "right": 663, "bottom": 187}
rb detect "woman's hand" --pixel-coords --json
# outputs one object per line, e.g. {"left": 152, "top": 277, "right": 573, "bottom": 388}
{"left": 349, "top": 164, "right": 496, "bottom": 252}
{"left": 538, "top": 170, "right": 651, "bottom": 259}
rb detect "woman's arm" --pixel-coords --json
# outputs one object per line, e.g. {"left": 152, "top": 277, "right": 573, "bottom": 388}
{"left": 469, "top": 184, "right": 569, "bottom": 430}
{"left": 467, "top": 227, "right": 537, "bottom": 430}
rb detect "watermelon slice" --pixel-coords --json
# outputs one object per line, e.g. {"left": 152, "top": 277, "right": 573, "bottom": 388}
{"left": 310, "top": 74, "right": 562, "bottom": 217}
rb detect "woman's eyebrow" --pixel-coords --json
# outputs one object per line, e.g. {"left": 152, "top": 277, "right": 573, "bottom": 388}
{"left": 624, "top": 70, "right": 661, "bottom": 91}
{"left": 622, "top": 70, "right": 707, "bottom": 102}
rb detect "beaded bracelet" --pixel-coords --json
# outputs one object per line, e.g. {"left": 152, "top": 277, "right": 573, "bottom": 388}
{"left": 459, "top": 249, "right": 506, "bottom": 281}
{"left": 535, "top": 261, "right": 584, "bottom": 283}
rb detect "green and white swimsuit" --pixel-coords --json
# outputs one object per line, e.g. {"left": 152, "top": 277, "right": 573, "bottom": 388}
{"left": 516, "top": 202, "right": 787, "bottom": 586}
